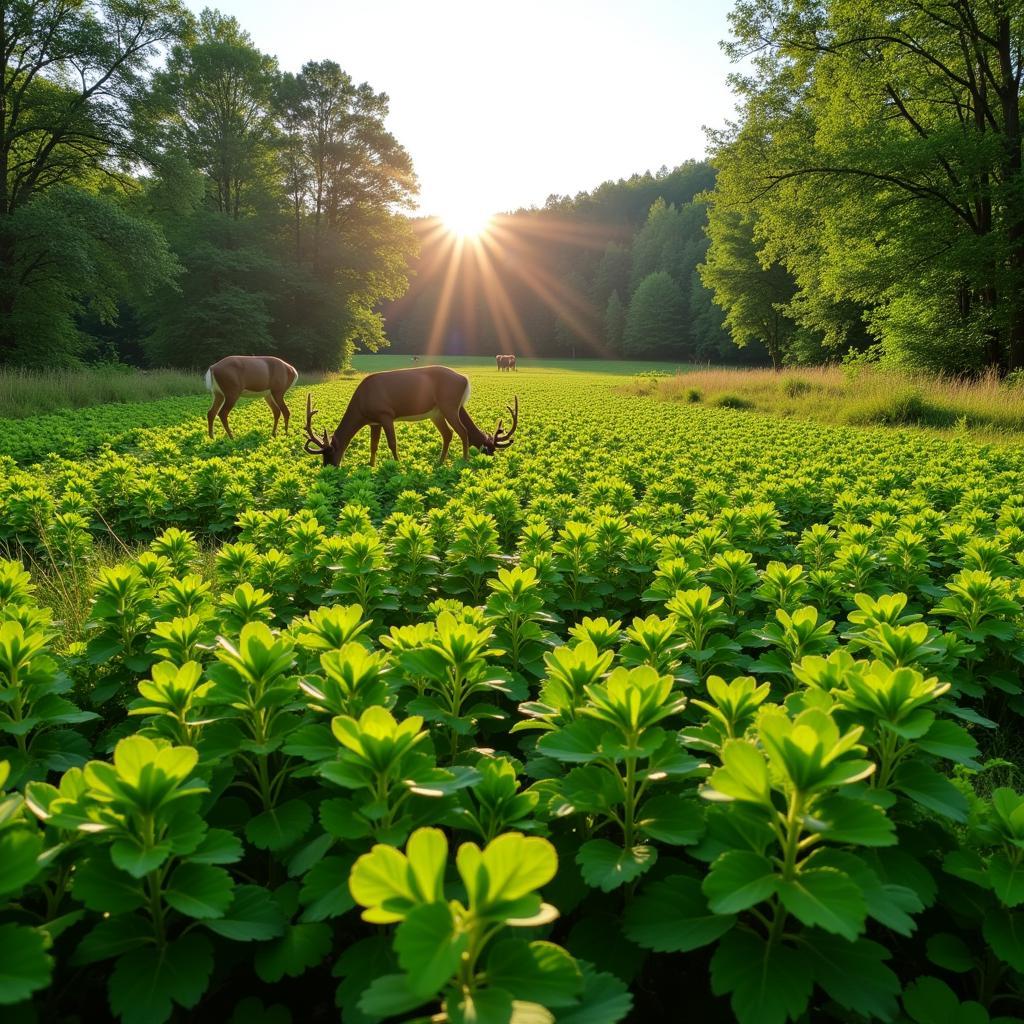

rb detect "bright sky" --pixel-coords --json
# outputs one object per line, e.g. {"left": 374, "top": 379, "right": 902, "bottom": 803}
{"left": 183, "top": 0, "right": 740, "bottom": 224}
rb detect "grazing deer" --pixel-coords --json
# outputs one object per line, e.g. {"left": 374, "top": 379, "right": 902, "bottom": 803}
{"left": 496, "top": 354, "right": 517, "bottom": 371}
{"left": 205, "top": 356, "right": 299, "bottom": 439}
{"left": 303, "top": 365, "right": 518, "bottom": 466}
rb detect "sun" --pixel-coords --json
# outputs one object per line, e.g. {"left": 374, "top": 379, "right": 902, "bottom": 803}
{"left": 441, "top": 205, "right": 494, "bottom": 239}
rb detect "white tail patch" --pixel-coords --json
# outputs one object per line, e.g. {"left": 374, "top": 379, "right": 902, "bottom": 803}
{"left": 462, "top": 379, "right": 471, "bottom": 407}
{"left": 205, "top": 368, "right": 222, "bottom": 395}
{"left": 289, "top": 364, "right": 298, "bottom": 385}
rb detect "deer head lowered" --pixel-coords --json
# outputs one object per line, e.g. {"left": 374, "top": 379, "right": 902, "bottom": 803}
{"left": 303, "top": 365, "right": 518, "bottom": 467}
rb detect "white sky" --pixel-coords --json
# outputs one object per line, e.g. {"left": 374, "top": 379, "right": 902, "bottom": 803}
{"left": 183, "top": 0, "right": 741, "bottom": 221}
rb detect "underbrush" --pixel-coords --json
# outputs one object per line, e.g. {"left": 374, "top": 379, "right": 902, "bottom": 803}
{"left": 0, "top": 365, "right": 333, "bottom": 419}
{"left": 628, "top": 365, "right": 1024, "bottom": 438}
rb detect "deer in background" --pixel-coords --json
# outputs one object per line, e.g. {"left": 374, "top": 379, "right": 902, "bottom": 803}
{"left": 303, "top": 365, "right": 518, "bottom": 466}
{"left": 496, "top": 354, "right": 517, "bottom": 371}
{"left": 205, "top": 355, "right": 299, "bottom": 438}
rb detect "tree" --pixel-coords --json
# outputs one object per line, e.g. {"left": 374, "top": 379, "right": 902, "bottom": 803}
{"left": 0, "top": 0, "right": 188, "bottom": 362}
{"left": 605, "top": 290, "right": 626, "bottom": 352}
{"left": 152, "top": 9, "right": 279, "bottom": 217}
{"left": 713, "top": 0, "right": 1024, "bottom": 373}
{"left": 623, "top": 271, "right": 687, "bottom": 357}
{"left": 700, "top": 207, "right": 796, "bottom": 369}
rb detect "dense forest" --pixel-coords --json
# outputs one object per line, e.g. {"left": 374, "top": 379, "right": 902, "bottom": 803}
{"left": 5, "top": 1, "right": 1024, "bottom": 374}
{"left": 0, "top": 1, "right": 416, "bottom": 370}
{"left": 381, "top": 163, "right": 756, "bottom": 363}
{"left": 703, "top": 0, "right": 1024, "bottom": 374}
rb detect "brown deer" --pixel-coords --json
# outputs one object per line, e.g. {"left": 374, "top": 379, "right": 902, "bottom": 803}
{"left": 205, "top": 356, "right": 299, "bottom": 439}
{"left": 303, "top": 365, "right": 518, "bottom": 466}
{"left": 496, "top": 354, "right": 517, "bottom": 371}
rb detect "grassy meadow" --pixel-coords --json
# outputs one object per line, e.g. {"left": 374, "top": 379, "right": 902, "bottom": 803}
{"left": 626, "top": 364, "right": 1024, "bottom": 439}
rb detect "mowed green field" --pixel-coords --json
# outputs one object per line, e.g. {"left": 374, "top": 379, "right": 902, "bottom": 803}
{"left": 351, "top": 353, "right": 697, "bottom": 375}
{"left": 2, "top": 364, "right": 1024, "bottom": 1023}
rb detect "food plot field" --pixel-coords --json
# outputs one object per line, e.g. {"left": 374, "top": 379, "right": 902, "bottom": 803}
{"left": 2, "top": 364, "right": 1024, "bottom": 1023}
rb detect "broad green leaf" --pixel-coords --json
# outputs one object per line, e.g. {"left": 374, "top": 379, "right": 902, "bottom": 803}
{"left": 359, "top": 973, "right": 432, "bottom": 1018}
{"left": 916, "top": 720, "right": 980, "bottom": 766}
{"left": 72, "top": 852, "right": 145, "bottom": 914}
{"left": 447, "top": 986, "right": 516, "bottom": 1024}
{"left": 0, "top": 923, "right": 52, "bottom": 1005}
{"left": 395, "top": 901, "right": 466, "bottom": 998}
{"left": 893, "top": 761, "right": 968, "bottom": 822}
{"left": 555, "top": 962, "right": 632, "bottom": 1024}
{"left": 703, "top": 851, "right": 778, "bottom": 914}
{"left": 108, "top": 934, "right": 213, "bottom": 1024}
{"left": 478, "top": 833, "right": 558, "bottom": 904}
{"left": 710, "top": 929, "right": 813, "bottom": 1024}
{"left": 350, "top": 843, "right": 417, "bottom": 923}
{"left": 485, "top": 940, "right": 582, "bottom": 1007}
{"left": 806, "top": 794, "right": 896, "bottom": 846}
{"left": 535, "top": 720, "right": 604, "bottom": 763}
{"left": 187, "top": 828, "right": 243, "bottom": 865}
{"left": 407, "top": 827, "right": 448, "bottom": 903}
{"left": 777, "top": 867, "right": 866, "bottom": 941}
{"left": 164, "top": 863, "right": 234, "bottom": 920}
{"left": 205, "top": 884, "right": 286, "bottom": 941}
{"left": 72, "top": 916, "right": 151, "bottom": 966}
{"left": 576, "top": 839, "right": 656, "bottom": 892}
{"left": 704, "top": 740, "right": 771, "bottom": 806}
{"left": 903, "top": 976, "right": 989, "bottom": 1024}
{"left": 253, "top": 922, "right": 332, "bottom": 982}
{"left": 802, "top": 934, "right": 900, "bottom": 1020}
{"left": 245, "top": 799, "right": 313, "bottom": 851}
{"left": 0, "top": 828, "right": 42, "bottom": 898}
{"left": 636, "top": 794, "right": 705, "bottom": 845}
{"left": 624, "top": 874, "right": 736, "bottom": 952}
{"left": 989, "top": 851, "right": 1024, "bottom": 908}
{"left": 926, "top": 933, "right": 974, "bottom": 974}
{"left": 299, "top": 855, "right": 356, "bottom": 921}
{"left": 319, "top": 796, "right": 371, "bottom": 839}
{"left": 983, "top": 909, "right": 1024, "bottom": 972}
{"left": 110, "top": 836, "right": 173, "bottom": 879}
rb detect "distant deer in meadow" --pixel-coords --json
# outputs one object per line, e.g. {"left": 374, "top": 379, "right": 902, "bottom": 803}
{"left": 205, "top": 355, "right": 298, "bottom": 438}
{"left": 496, "top": 354, "right": 517, "bottom": 371}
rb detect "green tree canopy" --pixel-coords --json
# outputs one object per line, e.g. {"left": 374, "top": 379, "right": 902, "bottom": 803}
{"left": 623, "top": 271, "right": 687, "bottom": 356}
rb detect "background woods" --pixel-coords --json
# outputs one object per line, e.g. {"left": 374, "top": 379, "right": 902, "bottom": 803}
{"left": 7, "top": 1, "right": 1024, "bottom": 375}
{"left": 0, "top": 0, "right": 416, "bottom": 371}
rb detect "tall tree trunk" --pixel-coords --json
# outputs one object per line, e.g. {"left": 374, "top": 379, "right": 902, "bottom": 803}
{"left": 997, "top": 15, "right": 1024, "bottom": 371}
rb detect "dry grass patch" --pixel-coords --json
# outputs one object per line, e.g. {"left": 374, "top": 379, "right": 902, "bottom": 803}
{"left": 625, "top": 365, "right": 1024, "bottom": 438}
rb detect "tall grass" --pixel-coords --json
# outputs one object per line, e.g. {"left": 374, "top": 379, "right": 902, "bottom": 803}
{"left": 626, "top": 365, "right": 1024, "bottom": 438}
{"left": 0, "top": 365, "right": 202, "bottom": 419}
{"left": 0, "top": 365, "right": 336, "bottom": 419}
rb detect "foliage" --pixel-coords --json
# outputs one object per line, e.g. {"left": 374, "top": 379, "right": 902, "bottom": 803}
{"left": 1, "top": 366, "right": 1024, "bottom": 1020}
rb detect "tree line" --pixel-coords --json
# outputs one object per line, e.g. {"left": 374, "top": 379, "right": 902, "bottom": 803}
{"left": 0, "top": 1, "right": 416, "bottom": 370}
{"left": 383, "top": 162, "right": 769, "bottom": 363}
{"left": 701, "top": 0, "right": 1024, "bottom": 374}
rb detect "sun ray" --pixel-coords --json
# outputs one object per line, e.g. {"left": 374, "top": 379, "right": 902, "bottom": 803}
{"left": 426, "top": 233, "right": 465, "bottom": 357}
{"left": 471, "top": 235, "right": 534, "bottom": 357}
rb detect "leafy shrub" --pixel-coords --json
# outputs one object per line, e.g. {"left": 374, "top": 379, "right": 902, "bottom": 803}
{"left": 711, "top": 392, "right": 754, "bottom": 410}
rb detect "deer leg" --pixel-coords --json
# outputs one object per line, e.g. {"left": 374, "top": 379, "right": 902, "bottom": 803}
{"left": 441, "top": 404, "right": 470, "bottom": 459}
{"left": 207, "top": 393, "right": 224, "bottom": 438}
{"left": 369, "top": 425, "right": 381, "bottom": 467}
{"left": 431, "top": 413, "right": 453, "bottom": 463}
{"left": 218, "top": 394, "right": 238, "bottom": 439}
{"left": 264, "top": 394, "right": 281, "bottom": 436}
{"left": 270, "top": 390, "right": 290, "bottom": 434}
{"left": 380, "top": 417, "right": 399, "bottom": 461}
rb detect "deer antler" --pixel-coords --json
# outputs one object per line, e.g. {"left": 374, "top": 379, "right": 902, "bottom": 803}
{"left": 493, "top": 396, "right": 518, "bottom": 449}
{"left": 303, "top": 393, "right": 330, "bottom": 454}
